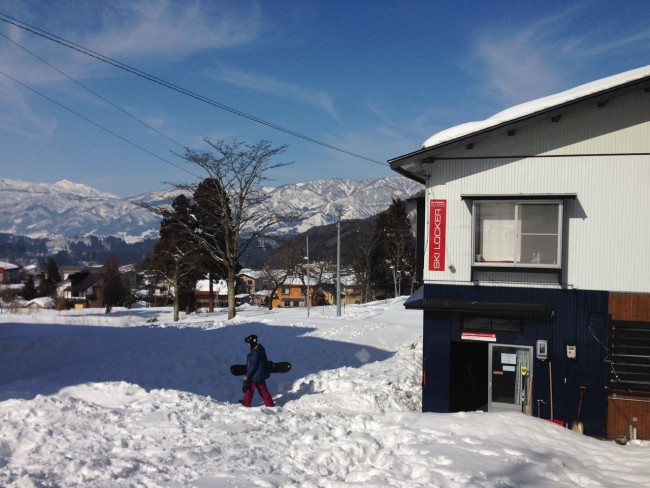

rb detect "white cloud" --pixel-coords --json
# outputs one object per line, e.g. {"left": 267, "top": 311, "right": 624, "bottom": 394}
{"left": 467, "top": 4, "right": 650, "bottom": 108}
{"left": 210, "top": 65, "right": 338, "bottom": 118}
{"left": 86, "top": 0, "right": 263, "bottom": 59}
{"left": 468, "top": 9, "right": 581, "bottom": 106}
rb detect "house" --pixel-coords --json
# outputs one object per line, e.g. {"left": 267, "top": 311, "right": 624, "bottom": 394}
{"left": 23, "top": 297, "right": 55, "bottom": 309}
{"left": 389, "top": 65, "right": 650, "bottom": 440}
{"left": 195, "top": 277, "right": 228, "bottom": 308}
{"left": 58, "top": 267, "right": 105, "bottom": 309}
{"left": 272, "top": 276, "right": 318, "bottom": 309}
{"left": 237, "top": 268, "right": 265, "bottom": 294}
{"left": 340, "top": 273, "right": 362, "bottom": 305}
{"left": 0, "top": 261, "right": 22, "bottom": 284}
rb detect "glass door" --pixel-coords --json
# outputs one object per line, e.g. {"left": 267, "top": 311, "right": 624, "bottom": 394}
{"left": 488, "top": 344, "right": 533, "bottom": 412}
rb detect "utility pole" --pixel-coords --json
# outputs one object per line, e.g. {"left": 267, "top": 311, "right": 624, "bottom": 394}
{"left": 306, "top": 235, "right": 310, "bottom": 318}
{"left": 336, "top": 212, "right": 342, "bottom": 317}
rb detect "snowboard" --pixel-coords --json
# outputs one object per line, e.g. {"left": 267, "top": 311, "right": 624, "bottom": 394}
{"left": 230, "top": 361, "right": 292, "bottom": 376}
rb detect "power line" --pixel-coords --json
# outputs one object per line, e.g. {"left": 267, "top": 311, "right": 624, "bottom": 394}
{"left": 0, "top": 31, "right": 187, "bottom": 151}
{"left": 0, "top": 68, "right": 200, "bottom": 179}
{"left": 0, "top": 12, "right": 387, "bottom": 167}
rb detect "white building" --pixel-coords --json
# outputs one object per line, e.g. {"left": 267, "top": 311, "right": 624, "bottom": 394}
{"left": 389, "top": 65, "right": 650, "bottom": 439}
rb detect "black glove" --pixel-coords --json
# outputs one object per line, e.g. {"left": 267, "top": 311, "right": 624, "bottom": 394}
{"left": 242, "top": 379, "right": 251, "bottom": 393}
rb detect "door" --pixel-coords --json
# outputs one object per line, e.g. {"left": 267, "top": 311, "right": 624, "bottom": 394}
{"left": 488, "top": 344, "right": 533, "bottom": 412}
{"left": 450, "top": 341, "right": 489, "bottom": 412}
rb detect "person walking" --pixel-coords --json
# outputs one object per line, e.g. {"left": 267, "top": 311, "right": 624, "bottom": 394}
{"left": 241, "top": 334, "right": 275, "bottom": 407}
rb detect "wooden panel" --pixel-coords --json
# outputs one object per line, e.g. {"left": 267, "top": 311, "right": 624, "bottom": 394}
{"left": 607, "top": 394, "right": 650, "bottom": 440}
{"left": 609, "top": 293, "right": 650, "bottom": 321}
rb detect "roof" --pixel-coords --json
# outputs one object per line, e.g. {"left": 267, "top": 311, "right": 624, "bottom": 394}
{"left": 69, "top": 271, "right": 103, "bottom": 293}
{"left": 0, "top": 261, "right": 19, "bottom": 271}
{"left": 24, "top": 297, "right": 55, "bottom": 309}
{"left": 403, "top": 286, "right": 546, "bottom": 317}
{"left": 390, "top": 65, "right": 650, "bottom": 183}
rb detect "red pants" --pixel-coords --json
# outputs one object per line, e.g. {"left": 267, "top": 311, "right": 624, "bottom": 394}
{"left": 242, "top": 381, "right": 275, "bottom": 407}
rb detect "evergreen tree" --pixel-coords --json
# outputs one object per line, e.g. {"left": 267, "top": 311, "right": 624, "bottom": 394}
{"left": 147, "top": 194, "right": 203, "bottom": 321}
{"left": 103, "top": 254, "right": 126, "bottom": 313}
{"left": 191, "top": 178, "right": 232, "bottom": 312}
{"left": 38, "top": 257, "right": 61, "bottom": 297}
{"left": 22, "top": 275, "right": 37, "bottom": 300}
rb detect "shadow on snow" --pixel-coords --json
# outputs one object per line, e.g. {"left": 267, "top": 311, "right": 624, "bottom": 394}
{"left": 0, "top": 319, "right": 394, "bottom": 404}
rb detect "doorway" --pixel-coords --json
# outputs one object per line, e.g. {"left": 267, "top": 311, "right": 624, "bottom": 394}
{"left": 488, "top": 344, "right": 533, "bottom": 412}
{"left": 450, "top": 341, "right": 489, "bottom": 412}
{"left": 450, "top": 341, "right": 533, "bottom": 413}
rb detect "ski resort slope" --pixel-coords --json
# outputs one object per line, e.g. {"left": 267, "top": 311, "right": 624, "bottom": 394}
{"left": 1, "top": 299, "right": 648, "bottom": 487}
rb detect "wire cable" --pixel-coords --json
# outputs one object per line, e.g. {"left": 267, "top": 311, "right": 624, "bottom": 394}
{"left": 0, "top": 68, "right": 201, "bottom": 180}
{"left": 0, "top": 12, "right": 387, "bottom": 167}
{"left": 0, "top": 31, "right": 187, "bottom": 151}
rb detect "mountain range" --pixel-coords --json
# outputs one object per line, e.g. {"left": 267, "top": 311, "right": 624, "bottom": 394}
{"left": 0, "top": 177, "right": 423, "bottom": 242}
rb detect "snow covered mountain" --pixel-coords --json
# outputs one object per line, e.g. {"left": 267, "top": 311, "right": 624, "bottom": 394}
{"left": 0, "top": 177, "right": 422, "bottom": 241}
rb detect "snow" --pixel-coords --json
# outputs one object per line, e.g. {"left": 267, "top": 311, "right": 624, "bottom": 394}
{"left": 22, "top": 297, "right": 55, "bottom": 309}
{"left": 1, "top": 300, "right": 648, "bottom": 487}
{"left": 423, "top": 64, "right": 650, "bottom": 149}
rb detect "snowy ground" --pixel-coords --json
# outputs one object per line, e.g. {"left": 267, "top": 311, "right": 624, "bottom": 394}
{"left": 1, "top": 299, "right": 648, "bottom": 487}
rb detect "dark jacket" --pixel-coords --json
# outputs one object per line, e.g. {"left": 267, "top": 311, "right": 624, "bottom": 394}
{"left": 245, "top": 344, "right": 271, "bottom": 382}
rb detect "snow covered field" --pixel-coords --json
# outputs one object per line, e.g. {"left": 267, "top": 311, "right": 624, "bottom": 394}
{"left": 1, "top": 299, "right": 648, "bottom": 487}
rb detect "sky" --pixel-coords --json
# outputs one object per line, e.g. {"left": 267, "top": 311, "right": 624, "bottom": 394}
{"left": 1, "top": 1, "right": 649, "bottom": 198}
{"left": 1, "top": 299, "right": 648, "bottom": 486}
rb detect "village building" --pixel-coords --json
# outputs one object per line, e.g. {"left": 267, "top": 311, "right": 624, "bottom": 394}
{"left": 0, "top": 261, "right": 22, "bottom": 284}
{"left": 271, "top": 275, "right": 318, "bottom": 309}
{"left": 389, "top": 65, "right": 650, "bottom": 440}
{"left": 57, "top": 266, "right": 105, "bottom": 309}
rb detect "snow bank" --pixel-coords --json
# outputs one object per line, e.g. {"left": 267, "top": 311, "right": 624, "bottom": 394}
{"left": 1, "top": 300, "right": 648, "bottom": 487}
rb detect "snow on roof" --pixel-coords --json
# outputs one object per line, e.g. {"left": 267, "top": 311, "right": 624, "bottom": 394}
{"left": 423, "top": 64, "right": 650, "bottom": 149}
{"left": 196, "top": 278, "right": 228, "bottom": 293}
{"left": 237, "top": 268, "right": 266, "bottom": 279}
{"left": 24, "top": 297, "right": 55, "bottom": 309}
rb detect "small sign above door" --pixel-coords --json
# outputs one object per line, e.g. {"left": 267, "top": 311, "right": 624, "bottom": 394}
{"left": 461, "top": 332, "right": 496, "bottom": 342}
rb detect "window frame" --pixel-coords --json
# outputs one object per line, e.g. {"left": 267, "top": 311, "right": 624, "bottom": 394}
{"left": 472, "top": 199, "right": 563, "bottom": 269}
{"left": 462, "top": 315, "right": 523, "bottom": 334}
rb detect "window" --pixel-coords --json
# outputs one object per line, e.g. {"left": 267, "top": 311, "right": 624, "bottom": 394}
{"left": 473, "top": 200, "right": 562, "bottom": 268}
{"left": 463, "top": 316, "right": 522, "bottom": 333}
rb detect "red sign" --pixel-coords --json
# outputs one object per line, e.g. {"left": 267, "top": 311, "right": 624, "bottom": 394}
{"left": 429, "top": 199, "right": 447, "bottom": 271}
{"left": 461, "top": 332, "right": 496, "bottom": 342}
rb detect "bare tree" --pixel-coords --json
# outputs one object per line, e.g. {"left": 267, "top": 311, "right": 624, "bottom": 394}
{"left": 352, "top": 237, "right": 377, "bottom": 303}
{"left": 370, "top": 198, "right": 416, "bottom": 298}
{"left": 177, "top": 138, "right": 301, "bottom": 319}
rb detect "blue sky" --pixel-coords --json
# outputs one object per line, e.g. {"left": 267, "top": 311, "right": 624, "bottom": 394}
{"left": 1, "top": 1, "right": 649, "bottom": 198}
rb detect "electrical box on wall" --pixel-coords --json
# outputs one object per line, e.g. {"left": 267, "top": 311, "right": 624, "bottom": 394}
{"left": 536, "top": 340, "right": 548, "bottom": 360}
{"left": 567, "top": 345, "right": 577, "bottom": 359}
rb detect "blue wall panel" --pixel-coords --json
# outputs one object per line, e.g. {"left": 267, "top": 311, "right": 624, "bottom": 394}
{"left": 420, "top": 284, "right": 609, "bottom": 437}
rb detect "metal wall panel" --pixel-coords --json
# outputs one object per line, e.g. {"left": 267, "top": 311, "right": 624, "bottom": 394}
{"left": 423, "top": 155, "right": 650, "bottom": 293}
{"left": 420, "top": 283, "right": 609, "bottom": 436}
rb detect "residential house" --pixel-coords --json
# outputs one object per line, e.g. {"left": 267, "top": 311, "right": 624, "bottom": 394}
{"left": 23, "top": 297, "right": 55, "bottom": 309}
{"left": 272, "top": 276, "right": 318, "bottom": 309}
{"left": 0, "top": 261, "right": 21, "bottom": 284}
{"left": 58, "top": 266, "right": 105, "bottom": 309}
{"left": 195, "top": 277, "right": 228, "bottom": 308}
{"left": 340, "top": 273, "right": 362, "bottom": 305}
{"left": 389, "top": 65, "right": 650, "bottom": 439}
